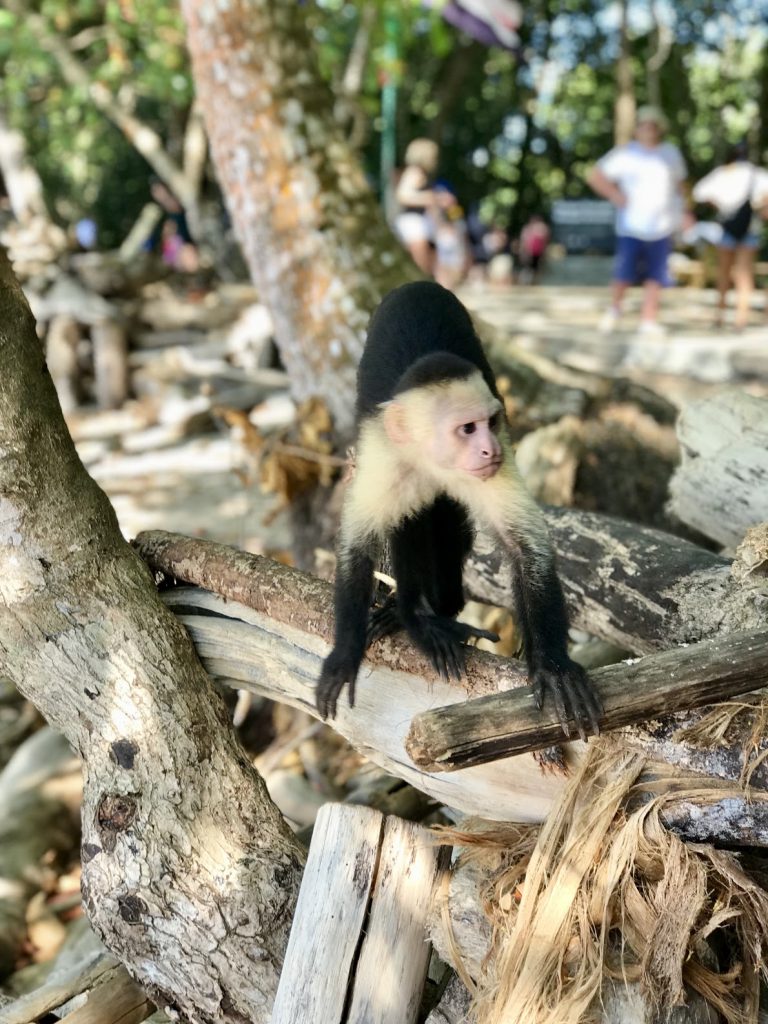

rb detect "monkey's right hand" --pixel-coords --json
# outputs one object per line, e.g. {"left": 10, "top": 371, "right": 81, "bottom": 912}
{"left": 316, "top": 650, "right": 359, "bottom": 720}
{"left": 411, "top": 614, "right": 500, "bottom": 681}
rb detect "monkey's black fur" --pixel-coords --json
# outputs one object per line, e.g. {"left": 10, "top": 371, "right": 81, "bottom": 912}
{"left": 356, "top": 281, "right": 499, "bottom": 418}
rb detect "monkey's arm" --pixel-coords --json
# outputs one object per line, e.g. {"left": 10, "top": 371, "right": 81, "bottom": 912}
{"left": 504, "top": 530, "right": 602, "bottom": 740}
{"left": 317, "top": 539, "right": 377, "bottom": 720}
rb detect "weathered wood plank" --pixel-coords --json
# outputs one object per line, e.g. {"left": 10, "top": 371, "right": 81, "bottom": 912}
{"left": 271, "top": 804, "right": 383, "bottom": 1024}
{"left": 347, "top": 817, "right": 447, "bottom": 1024}
{"left": 406, "top": 630, "right": 768, "bottom": 771}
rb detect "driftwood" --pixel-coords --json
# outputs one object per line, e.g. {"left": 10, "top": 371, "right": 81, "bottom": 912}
{"left": 468, "top": 506, "right": 768, "bottom": 655}
{"left": 272, "top": 804, "right": 446, "bottom": 1024}
{"left": 405, "top": 629, "right": 768, "bottom": 769}
{"left": 135, "top": 530, "right": 768, "bottom": 842}
{"left": 668, "top": 389, "right": 768, "bottom": 548}
{"left": 160, "top": 584, "right": 565, "bottom": 823}
{"left": 0, "top": 919, "right": 152, "bottom": 1024}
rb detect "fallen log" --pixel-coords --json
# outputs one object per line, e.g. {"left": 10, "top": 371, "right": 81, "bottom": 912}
{"left": 404, "top": 629, "right": 768, "bottom": 770}
{"left": 467, "top": 506, "right": 768, "bottom": 654}
{"left": 135, "top": 531, "right": 768, "bottom": 841}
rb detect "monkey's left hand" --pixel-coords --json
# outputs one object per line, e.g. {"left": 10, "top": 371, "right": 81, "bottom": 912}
{"left": 529, "top": 655, "right": 602, "bottom": 741}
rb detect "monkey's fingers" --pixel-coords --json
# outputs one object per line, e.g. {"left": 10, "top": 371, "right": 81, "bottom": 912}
{"left": 531, "top": 668, "right": 571, "bottom": 739}
{"left": 556, "top": 669, "right": 602, "bottom": 742}
{"left": 316, "top": 660, "right": 354, "bottom": 721}
{"left": 366, "top": 600, "right": 402, "bottom": 647}
{"left": 414, "top": 618, "right": 466, "bottom": 681}
{"left": 440, "top": 620, "right": 500, "bottom": 645}
{"left": 572, "top": 673, "right": 602, "bottom": 738}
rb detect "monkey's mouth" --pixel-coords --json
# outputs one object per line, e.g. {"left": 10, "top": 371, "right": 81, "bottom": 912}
{"left": 470, "top": 459, "right": 502, "bottom": 480}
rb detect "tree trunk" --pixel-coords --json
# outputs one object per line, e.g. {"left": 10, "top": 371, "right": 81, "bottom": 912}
{"left": 0, "top": 246, "right": 305, "bottom": 1024}
{"left": 181, "top": 0, "right": 417, "bottom": 436}
{"left": 615, "top": 0, "right": 635, "bottom": 145}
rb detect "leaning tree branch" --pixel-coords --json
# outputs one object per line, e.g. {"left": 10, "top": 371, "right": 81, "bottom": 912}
{"left": 0, "top": 247, "right": 305, "bottom": 1024}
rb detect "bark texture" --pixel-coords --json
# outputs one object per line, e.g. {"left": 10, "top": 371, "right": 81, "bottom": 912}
{"left": 182, "top": 0, "right": 417, "bottom": 435}
{"left": 0, "top": 248, "right": 305, "bottom": 1024}
{"left": 466, "top": 507, "right": 768, "bottom": 655}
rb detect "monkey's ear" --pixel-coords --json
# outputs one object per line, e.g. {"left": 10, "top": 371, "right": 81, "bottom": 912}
{"left": 382, "top": 401, "right": 411, "bottom": 445}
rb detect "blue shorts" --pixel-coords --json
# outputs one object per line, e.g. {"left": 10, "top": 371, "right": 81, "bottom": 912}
{"left": 719, "top": 231, "right": 759, "bottom": 250}
{"left": 614, "top": 235, "right": 671, "bottom": 286}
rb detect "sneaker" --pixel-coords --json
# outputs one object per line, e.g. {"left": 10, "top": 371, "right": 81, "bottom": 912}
{"left": 637, "top": 320, "right": 666, "bottom": 337}
{"left": 599, "top": 308, "right": 621, "bottom": 333}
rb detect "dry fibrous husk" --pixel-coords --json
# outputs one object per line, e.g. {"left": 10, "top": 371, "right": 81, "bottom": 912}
{"left": 441, "top": 740, "right": 768, "bottom": 1024}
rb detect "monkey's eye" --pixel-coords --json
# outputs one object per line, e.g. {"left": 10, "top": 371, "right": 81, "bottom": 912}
{"left": 489, "top": 412, "right": 499, "bottom": 430}
{"left": 459, "top": 422, "right": 476, "bottom": 436}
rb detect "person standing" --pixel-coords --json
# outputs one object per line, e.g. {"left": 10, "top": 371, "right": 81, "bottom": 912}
{"left": 518, "top": 214, "right": 551, "bottom": 284}
{"left": 394, "top": 138, "right": 440, "bottom": 276}
{"left": 587, "top": 106, "right": 688, "bottom": 335}
{"left": 692, "top": 142, "right": 768, "bottom": 330}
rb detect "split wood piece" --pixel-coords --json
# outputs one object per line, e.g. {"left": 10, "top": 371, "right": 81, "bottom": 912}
{"left": 57, "top": 964, "right": 152, "bottom": 1024}
{"left": 0, "top": 961, "right": 152, "bottom": 1024}
{"left": 271, "top": 804, "right": 447, "bottom": 1024}
{"left": 406, "top": 629, "right": 768, "bottom": 771}
{"left": 0, "top": 953, "right": 115, "bottom": 1024}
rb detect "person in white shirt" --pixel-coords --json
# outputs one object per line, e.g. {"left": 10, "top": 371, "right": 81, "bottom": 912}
{"left": 693, "top": 143, "right": 768, "bottom": 330}
{"left": 587, "top": 106, "right": 688, "bottom": 335}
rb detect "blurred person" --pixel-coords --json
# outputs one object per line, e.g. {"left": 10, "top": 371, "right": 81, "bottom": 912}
{"left": 149, "top": 178, "right": 200, "bottom": 272}
{"left": 517, "top": 214, "right": 550, "bottom": 284}
{"left": 587, "top": 106, "right": 688, "bottom": 335}
{"left": 467, "top": 205, "right": 509, "bottom": 284}
{"left": 432, "top": 184, "right": 471, "bottom": 289}
{"left": 394, "top": 138, "right": 439, "bottom": 275}
{"left": 692, "top": 142, "right": 768, "bottom": 330}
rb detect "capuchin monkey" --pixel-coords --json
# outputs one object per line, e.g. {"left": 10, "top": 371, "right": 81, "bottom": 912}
{"left": 316, "top": 281, "right": 601, "bottom": 740}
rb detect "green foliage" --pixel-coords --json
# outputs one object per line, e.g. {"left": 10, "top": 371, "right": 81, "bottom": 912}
{"left": 0, "top": 0, "right": 191, "bottom": 246}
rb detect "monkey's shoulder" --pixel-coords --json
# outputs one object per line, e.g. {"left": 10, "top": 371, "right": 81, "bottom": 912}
{"left": 344, "top": 421, "right": 444, "bottom": 538}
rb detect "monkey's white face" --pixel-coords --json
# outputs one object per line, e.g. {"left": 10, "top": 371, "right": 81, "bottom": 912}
{"left": 383, "top": 373, "right": 504, "bottom": 481}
